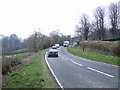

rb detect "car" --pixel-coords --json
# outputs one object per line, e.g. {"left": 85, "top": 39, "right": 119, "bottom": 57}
{"left": 73, "top": 43, "right": 78, "bottom": 46}
{"left": 51, "top": 46, "right": 57, "bottom": 49}
{"left": 47, "top": 49, "right": 58, "bottom": 57}
{"left": 55, "top": 44, "right": 60, "bottom": 48}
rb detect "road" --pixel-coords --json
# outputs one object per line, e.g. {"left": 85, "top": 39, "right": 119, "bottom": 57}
{"left": 45, "top": 46, "right": 119, "bottom": 88}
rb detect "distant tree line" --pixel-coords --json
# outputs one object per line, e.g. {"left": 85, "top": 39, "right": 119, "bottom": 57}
{"left": 75, "top": 2, "right": 120, "bottom": 41}
{"left": 2, "top": 34, "right": 26, "bottom": 55}
{"left": 2, "top": 30, "right": 71, "bottom": 55}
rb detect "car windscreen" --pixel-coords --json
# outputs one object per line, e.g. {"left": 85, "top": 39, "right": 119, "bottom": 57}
{"left": 49, "top": 49, "right": 58, "bottom": 52}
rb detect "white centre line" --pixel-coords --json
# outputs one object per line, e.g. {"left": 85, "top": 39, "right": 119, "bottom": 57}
{"left": 87, "top": 67, "right": 115, "bottom": 78}
{"left": 71, "top": 60, "right": 83, "bottom": 67}
{"left": 62, "top": 56, "right": 65, "bottom": 59}
{"left": 59, "top": 52, "right": 114, "bottom": 78}
{"left": 59, "top": 54, "right": 83, "bottom": 66}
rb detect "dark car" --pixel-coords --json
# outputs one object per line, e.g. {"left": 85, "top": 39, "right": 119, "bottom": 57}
{"left": 47, "top": 49, "right": 58, "bottom": 57}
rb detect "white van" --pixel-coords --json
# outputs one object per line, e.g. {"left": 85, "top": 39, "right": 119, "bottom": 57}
{"left": 55, "top": 44, "right": 60, "bottom": 48}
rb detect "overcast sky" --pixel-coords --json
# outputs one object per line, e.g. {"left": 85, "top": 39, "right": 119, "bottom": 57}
{"left": 0, "top": 0, "right": 119, "bottom": 39}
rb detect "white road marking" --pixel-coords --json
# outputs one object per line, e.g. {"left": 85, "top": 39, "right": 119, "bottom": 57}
{"left": 59, "top": 54, "right": 65, "bottom": 59}
{"left": 65, "top": 47, "right": 119, "bottom": 68}
{"left": 45, "top": 53, "right": 64, "bottom": 89}
{"left": 59, "top": 54, "right": 61, "bottom": 56}
{"left": 64, "top": 58, "right": 71, "bottom": 61}
{"left": 61, "top": 56, "right": 65, "bottom": 59}
{"left": 71, "top": 60, "right": 83, "bottom": 67}
{"left": 87, "top": 67, "right": 115, "bottom": 78}
{"left": 59, "top": 51, "right": 116, "bottom": 78}
{"left": 59, "top": 53, "right": 83, "bottom": 66}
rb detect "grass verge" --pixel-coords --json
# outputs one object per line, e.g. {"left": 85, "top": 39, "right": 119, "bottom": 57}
{"left": 67, "top": 47, "right": 120, "bottom": 65}
{"left": 5, "top": 49, "right": 56, "bottom": 88}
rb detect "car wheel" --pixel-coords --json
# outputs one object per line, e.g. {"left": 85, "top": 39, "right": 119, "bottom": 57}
{"left": 48, "top": 55, "right": 50, "bottom": 57}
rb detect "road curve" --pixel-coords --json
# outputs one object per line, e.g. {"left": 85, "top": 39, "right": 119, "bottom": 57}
{"left": 45, "top": 46, "right": 119, "bottom": 88}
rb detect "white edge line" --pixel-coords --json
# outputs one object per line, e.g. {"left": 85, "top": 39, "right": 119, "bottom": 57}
{"left": 87, "top": 67, "right": 115, "bottom": 78}
{"left": 45, "top": 53, "right": 64, "bottom": 89}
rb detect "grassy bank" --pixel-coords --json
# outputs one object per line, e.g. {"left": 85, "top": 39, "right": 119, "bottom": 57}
{"left": 6, "top": 49, "right": 56, "bottom": 88}
{"left": 3, "top": 53, "right": 30, "bottom": 61}
{"left": 2, "top": 53, "right": 31, "bottom": 76}
{"left": 67, "top": 47, "right": 120, "bottom": 65}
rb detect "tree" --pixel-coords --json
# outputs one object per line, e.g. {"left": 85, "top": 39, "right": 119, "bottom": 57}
{"left": 75, "top": 25, "right": 82, "bottom": 41}
{"left": 94, "top": 7, "right": 106, "bottom": 40}
{"left": 108, "top": 3, "right": 119, "bottom": 39}
{"left": 49, "top": 30, "right": 71, "bottom": 45}
{"left": 26, "top": 31, "right": 43, "bottom": 52}
{"left": 49, "top": 30, "right": 62, "bottom": 45}
{"left": 41, "top": 37, "right": 54, "bottom": 49}
{"left": 79, "top": 14, "right": 91, "bottom": 40}
{"left": 33, "top": 32, "right": 38, "bottom": 52}
{"left": 9, "top": 34, "right": 20, "bottom": 50}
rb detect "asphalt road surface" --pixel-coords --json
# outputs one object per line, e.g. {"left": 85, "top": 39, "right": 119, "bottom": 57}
{"left": 45, "top": 46, "right": 119, "bottom": 88}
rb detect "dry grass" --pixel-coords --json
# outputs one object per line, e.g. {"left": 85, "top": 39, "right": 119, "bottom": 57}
{"left": 2, "top": 53, "right": 36, "bottom": 88}
{"left": 2, "top": 53, "right": 30, "bottom": 75}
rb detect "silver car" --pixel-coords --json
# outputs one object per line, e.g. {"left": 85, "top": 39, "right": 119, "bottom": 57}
{"left": 47, "top": 49, "right": 58, "bottom": 57}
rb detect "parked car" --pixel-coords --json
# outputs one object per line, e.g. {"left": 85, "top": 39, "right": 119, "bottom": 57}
{"left": 73, "top": 43, "right": 78, "bottom": 46}
{"left": 55, "top": 44, "right": 60, "bottom": 48}
{"left": 51, "top": 46, "right": 57, "bottom": 49}
{"left": 47, "top": 49, "right": 58, "bottom": 57}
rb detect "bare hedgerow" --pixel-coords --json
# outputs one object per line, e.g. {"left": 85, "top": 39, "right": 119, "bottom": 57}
{"left": 2, "top": 59, "right": 11, "bottom": 75}
{"left": 113, "top": 42, "right": 120, "bottom": 57}
{"left": 80, "top": 41, "right": 119, "bottom": 56}
{"left": 2, "top": 56, "right": 22, "bottom": 75}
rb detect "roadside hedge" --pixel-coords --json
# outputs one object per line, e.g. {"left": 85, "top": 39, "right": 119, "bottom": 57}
{"left": 80, "top": 41, "right": 120, "bottom": 57}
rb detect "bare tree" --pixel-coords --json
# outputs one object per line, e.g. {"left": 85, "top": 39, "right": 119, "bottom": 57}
{"left": 27, "top": 31, "right": 43, "bottom": 52}
{"left": 75, "top": 25, "right": 82, "bottom": 41}
{"left": 118, "top": 2, "right": 120, "bottom": 30}
{"left": 94, "top": 7, "right": 106, "bottom": 40}
{"left": 108, "top": 3, "right": 119, "bottom": 39}
{"left": 33, "top": 32, "right": 38, "bottom": 52}
{"left": 79, "top": 14, "right": 91, "bottom": 40}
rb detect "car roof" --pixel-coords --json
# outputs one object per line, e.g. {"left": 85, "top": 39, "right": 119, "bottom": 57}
{"left": 51, "top": 46, "right": 57, "bottom": 48}
{"left": 52, "top": 46, "right": 56, "bottom": 47}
